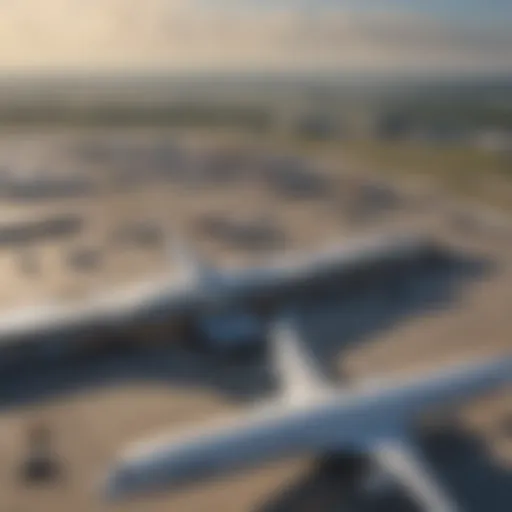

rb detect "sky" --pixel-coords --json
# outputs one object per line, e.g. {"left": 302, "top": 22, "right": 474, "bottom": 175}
{"left": 0, "top": 0, "right": 510, "bottom": 75}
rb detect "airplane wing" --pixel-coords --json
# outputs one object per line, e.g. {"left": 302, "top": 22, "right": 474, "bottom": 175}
{"left": 373, "top": 438, "right": 460, "bottom": 512}
{"left": 363, "top": 355, "right": 512, "bottom": 512}
{"left": 0, "top": 275, "right": 196, "bottom": 348}
{"left": 99, "top": 344, "right": 511, "bottom": 504}
{"left": 0, "top": 231, "right": 435, "bottom": 351}
{"left": 0, "top": 231, "right": 217, "bottom": 348}
{"left": 222, "top": 231, "right": 438, "bottom": 302}
{"left": 270, "top": 313, "right": 332, "bottom": 403}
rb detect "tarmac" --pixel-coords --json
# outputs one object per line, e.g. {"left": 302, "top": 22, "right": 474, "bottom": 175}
{"left": 0, "top": 128, "right": 509, "bottom": 511}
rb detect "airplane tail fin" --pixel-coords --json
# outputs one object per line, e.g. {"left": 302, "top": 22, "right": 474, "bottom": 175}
{"left": 271, "top": 311, "right": 333, "bottom": 404}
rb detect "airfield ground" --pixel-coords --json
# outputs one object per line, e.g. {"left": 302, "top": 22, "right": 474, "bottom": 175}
{"left": 0, "top": 128, "right": 509, "bottom": 511}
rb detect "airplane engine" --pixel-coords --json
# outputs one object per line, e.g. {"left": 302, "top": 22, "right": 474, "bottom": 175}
{"left": 192, "top": 309, "right": 267, "bottom": 359}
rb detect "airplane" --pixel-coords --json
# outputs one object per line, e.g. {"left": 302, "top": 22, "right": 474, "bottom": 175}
{"left": 101, "top": 314, "right": 512, "bottom": 511}
{"left": 0, "top": 230, "right": 442, "bottom": 359}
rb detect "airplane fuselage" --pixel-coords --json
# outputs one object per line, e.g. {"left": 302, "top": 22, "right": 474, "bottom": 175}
{"left": 0, "top": 232, "right": 442, "bottom": 365}
{"left": 103, "top": 355, "right": 511, "bottom": 500}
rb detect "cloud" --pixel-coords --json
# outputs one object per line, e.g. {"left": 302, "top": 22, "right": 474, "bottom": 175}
{"left": 0, "top": 0, "right": 509, "bottom": 73}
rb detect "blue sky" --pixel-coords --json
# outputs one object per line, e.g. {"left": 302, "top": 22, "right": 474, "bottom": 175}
{"left": 230, "top": 0, "right": 512, "bottom": 15}
{"left": 229, "top": 0, "right": 512, "bottom": 29}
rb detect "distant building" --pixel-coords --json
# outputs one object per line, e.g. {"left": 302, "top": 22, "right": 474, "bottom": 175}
{"left": 194, "top": 213, "right": 285, "bottom": 252}
{"left": 66, "top": 246, "right": 103, "bottom": 273}
{"left": 2, "top": 171, "right": 97, "bottom": 201}
{"left": 294, "top": 112, "right": 342, "bottom": 140}
{"left": 474, "top": 129, "right": 512, "bottom": 154}
{"left": 260, "top": 156, "right": 330, "bottom": 200}
{"left": 0, "top": 212, "right": 84, "bottom": 247}
{"left": 373, "top": 112, "right": 412, "bottom": 140}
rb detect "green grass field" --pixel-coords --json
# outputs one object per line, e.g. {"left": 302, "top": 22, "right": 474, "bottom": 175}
{"left": 287, "top": 136, "right": 512, "bottom": 212}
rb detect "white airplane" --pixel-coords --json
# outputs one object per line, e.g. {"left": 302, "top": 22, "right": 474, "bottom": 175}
{"left": 101, "top": 315, "right": 511, "bottom": 511}
{"left": 0, "top": 231, "right": 439, "bottom": 356}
